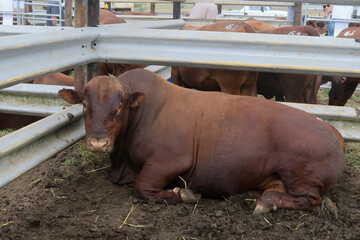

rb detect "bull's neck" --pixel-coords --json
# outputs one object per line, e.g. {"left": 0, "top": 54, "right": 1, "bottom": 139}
{"left": 115, "top": 83, "right": 146, "bottom": 151}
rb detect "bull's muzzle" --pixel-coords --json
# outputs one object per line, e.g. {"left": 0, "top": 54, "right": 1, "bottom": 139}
{"left": 86, "top": 137, "right": 112, "bottom": 152}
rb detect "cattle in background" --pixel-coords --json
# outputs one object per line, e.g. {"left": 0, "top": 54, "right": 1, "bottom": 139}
{"left": 171, "top": 21, "right": 258, "bottom": 96}
{"left": 100, "top": 9, "right": 146, "bottom": 76}
{"left": 33, "top": 72, "right": 74, "bottom": 86}
{"left": 59, "top": 68, "right": 345, "bottom": 215}
{"left": 328, "top": 27, "right": 360, "bottom": 106}
{"left": 307, "top": 20, "right": 326, "bottom": 35}
{"left": 257, "top": 26, "right": 321, "bottom": 103}
{"left": 118, "top": 11, "right": 155, "bottom": 16}
{"left": 244, "top": 17, "right": 276, "bottom": 33}
{"left": 0, "top": 114, "right": 42, "bottom": 130}
{"left": 0, "top": 72, "right": 75, "bottom": 130}
{"left": 99, "top": 9, "right": 126, "bottom": 24}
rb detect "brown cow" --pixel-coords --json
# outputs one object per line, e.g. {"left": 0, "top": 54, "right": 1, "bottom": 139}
{"left": 59, "top": 68, "right": 345, "bottom": 215}
{"left": 328, "top": 27, "right": 360, "bottom": 106}
{"left": 171, "top": 21, "right": 258, "bottom": 96}
{"left": 99, "top": 9, "right": 145, "bottom": 76}
{"left": 257, "top": 26, "right": 320, "bottom": 103}
{"left": 33, "top": 73, "right": 74, "bottom": 86}
{"left": 244, "top": 17, "right": 276, "bottom": 33}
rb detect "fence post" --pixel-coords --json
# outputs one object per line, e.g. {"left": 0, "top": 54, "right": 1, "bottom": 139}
{"left": 65, "top": 0, "right": 72, "bottom": 26}
{"left": 74, "top": 0, "right": 99, "bottom": 91}
{"left": 293, "top": 2, "right": 302, "bottom": 26}
{"left": 173, "top": 1, "right": 181, "bottom": 19}
{"left": 217, "top": 5, "right": 222, "bottom": 14}
{"left": 150, "top": 3, "right": 155, "bottom": 14}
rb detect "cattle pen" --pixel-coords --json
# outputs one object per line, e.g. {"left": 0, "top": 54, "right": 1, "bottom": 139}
{"left": 0, "top": 0, "right": 359, "bottom": 238}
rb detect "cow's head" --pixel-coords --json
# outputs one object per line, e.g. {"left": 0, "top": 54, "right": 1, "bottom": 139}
{"left": 58, "top": 76, "right": 145, "bottom": 153}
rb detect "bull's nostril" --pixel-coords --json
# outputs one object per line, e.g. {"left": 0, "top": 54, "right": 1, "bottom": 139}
{"left": 88, "top": 141, "right": 93, "bottom": 147}
{"left": 103, "top": 140, "right": 109, "bottom": 147}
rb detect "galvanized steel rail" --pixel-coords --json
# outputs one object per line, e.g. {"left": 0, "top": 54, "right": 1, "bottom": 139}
{"left": 95, "top": 27, "right": 360, "bottom": 77}
{"left": 0, "top": 18, "right": 359, "bottom": 187}
{"left": 1, "top": 21, "right": 360, "bottom": 90}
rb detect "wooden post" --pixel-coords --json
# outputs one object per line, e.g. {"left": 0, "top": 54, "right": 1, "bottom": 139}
{"left": 217, "top": 5, "right": 222, "bottom": 14}
{"left": 173, "top": 1, "right": 181, "bottom": 19}
{"left": 74, "top": 0, "right": 99, "bottom": 91}
{"left": 293, "top": 3, "right": 302, "bottom": 26}
{"left": 64, "top": 0, "right": 72, "bottom": 26}
{"left": 150, "top": 3, "right": 155, "bottom": 15}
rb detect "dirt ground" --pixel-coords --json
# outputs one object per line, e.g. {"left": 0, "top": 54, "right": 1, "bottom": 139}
{"left": 0, "top": 89, "right": 359, "bottom": 239}
{"left": 0, "top": 140, "right": 359, "bottom": 240}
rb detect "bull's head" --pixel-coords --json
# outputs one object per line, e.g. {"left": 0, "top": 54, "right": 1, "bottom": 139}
{"left": 58, "top": 76, "right": 145, "bottom": 153}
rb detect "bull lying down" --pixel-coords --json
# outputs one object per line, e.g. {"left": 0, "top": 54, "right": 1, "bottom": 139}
{"left": 59, "top": 69, "right": 345, "bottom": 215}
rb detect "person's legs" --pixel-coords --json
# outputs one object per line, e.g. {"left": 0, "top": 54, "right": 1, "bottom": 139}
{"left": 46, "top": 1, "right": 61, "bottom": 26}
{"left": 327, "top": 21, "right": 335, "bottom": 36}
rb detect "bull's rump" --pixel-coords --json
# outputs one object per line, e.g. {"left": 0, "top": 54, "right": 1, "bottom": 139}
{"left": 173, "top": 94, "right": 344, "bottom": 197}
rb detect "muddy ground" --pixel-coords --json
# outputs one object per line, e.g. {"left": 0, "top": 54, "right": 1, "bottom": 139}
{"left": 0, "top": 90, "right": 359, "bottom": 240}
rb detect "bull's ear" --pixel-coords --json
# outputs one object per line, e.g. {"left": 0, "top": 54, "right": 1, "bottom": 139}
{"left": 128, "top": 92, "right": 146, "bottom": 108}
{"left": 58, "top": 89, "right": 82, "bottom": 104}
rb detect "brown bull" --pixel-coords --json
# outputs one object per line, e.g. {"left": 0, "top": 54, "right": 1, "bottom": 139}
{"left": 171, "top": 21, "right": 258, "bottom": 96}
{"left": 328, "top": 27, "right": 360, "bottom": 106}
{"left": 257, "top": 26, "right": 321, "bottom": 103}
{"left": 59, "top": 68, "right": 345, "bottom": 215}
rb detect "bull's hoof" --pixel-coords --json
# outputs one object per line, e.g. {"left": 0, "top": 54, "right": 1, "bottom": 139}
{"left": 174, "top": 188, "right": 198, "bottom": 203}
{"left": 253, "top": 204, "right": 272, "bottom": 215}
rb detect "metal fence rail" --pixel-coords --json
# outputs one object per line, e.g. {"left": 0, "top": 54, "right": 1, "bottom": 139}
{"left": 0, "top": 83, "right": 71, "bottom": 116}
{"left": 0, "top": 14, "right": 359, "bottom": 188}
{"left": 1, "top": 21, "right": 360, "bottom": 90}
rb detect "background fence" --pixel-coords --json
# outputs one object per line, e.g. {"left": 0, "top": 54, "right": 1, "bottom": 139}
{"left": 0, "top": 1, "right": 359, "bottom": 187}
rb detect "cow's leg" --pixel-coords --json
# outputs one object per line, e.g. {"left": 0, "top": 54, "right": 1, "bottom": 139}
{"left": 302, "top": 75, "right": 316, "bottom": 104}
{"left": 134, "top": 162, "right": 198, "bottom": 204}
{"left": 240, "top": 71, "right": 259, "bottom": 96}
{"left": 215, "top": 70, "right": 246, "bottom": 95}
{"left": 171, "top": 67, "right": 183, "bottom": 86}
{"left": 253, "top": 186, "right": 322, "bottom": 215}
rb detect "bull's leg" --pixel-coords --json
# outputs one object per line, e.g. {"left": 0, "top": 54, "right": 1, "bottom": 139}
{"left": 110, "top": 151, "right": 139, "bottom": 186}
{"left": 134, "top": 162, "right": 198, "bottom": 204}
{"left": 253, "top": 186, "right": 322, "bottom": 215}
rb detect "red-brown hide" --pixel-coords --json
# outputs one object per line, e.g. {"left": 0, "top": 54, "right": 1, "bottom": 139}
{"left": 171, "top": 21, "right": 258, "bottom": 96}
{"left": 59, "top": 68, "right": 345, "bottom": 214}
{"left": 244, "top": 17, "right": 276, "bottom": 33}
{"left": 328, "top": 27, "right": 360, "bottom": 106}
{"left": 33, "top": 73, "right": 74, "bottom": 86}
{"left": 0, "top": 113, "right": 42, "bottom": 130}
{"left": 257, "top": 26, "right": 320, "bottom": 103}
